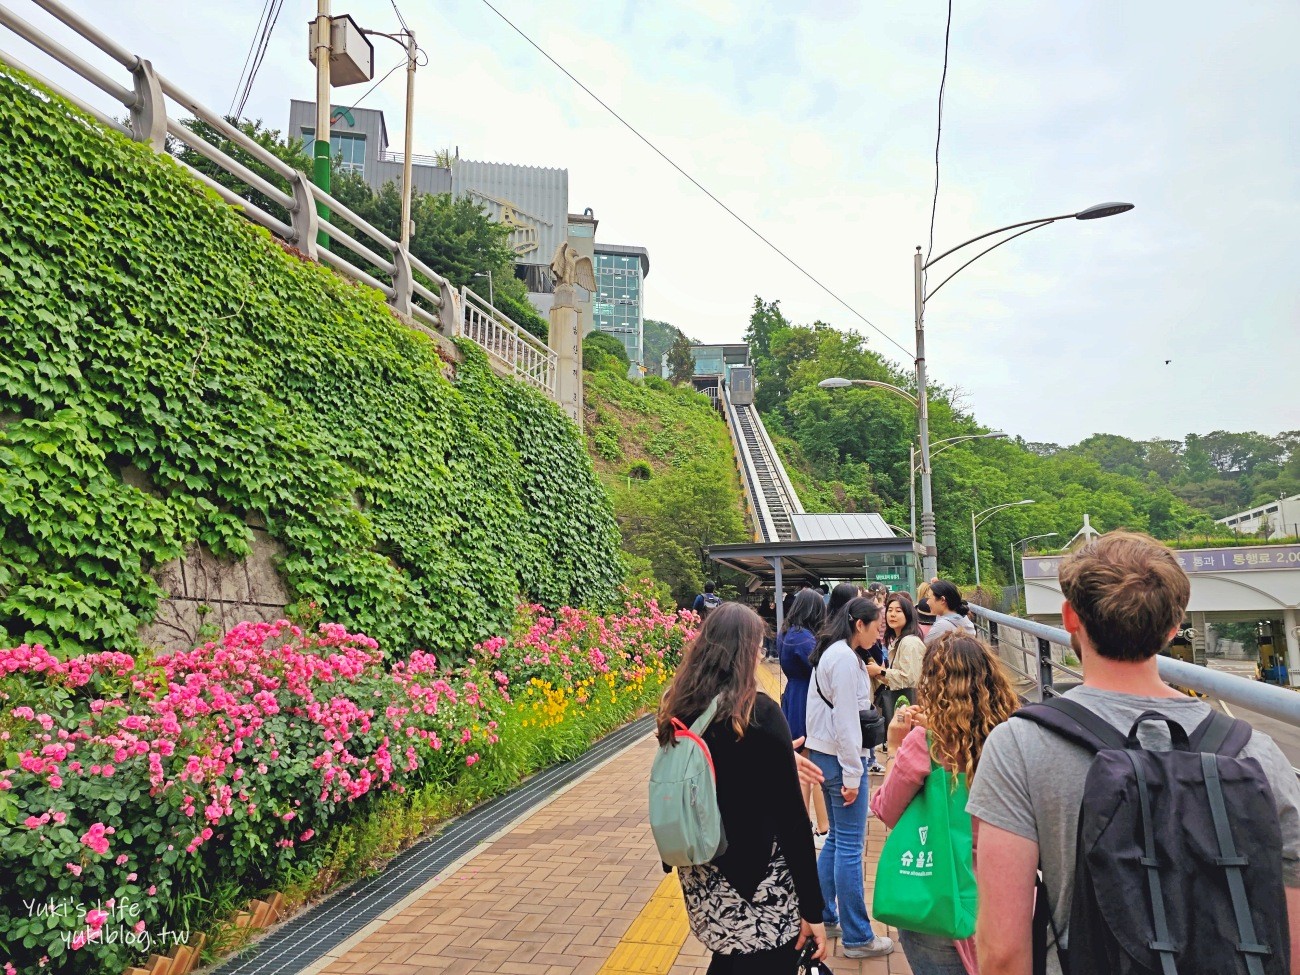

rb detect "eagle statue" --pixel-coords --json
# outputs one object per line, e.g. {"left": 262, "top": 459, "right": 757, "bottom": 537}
{"left": 550, "top": 242, "right": 597, "bottom": 292}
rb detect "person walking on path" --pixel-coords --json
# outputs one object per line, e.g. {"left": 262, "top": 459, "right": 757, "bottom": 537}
{"left": 778, "top": 590, "right": 830, "bottom": 846}
{"left": 969, "top": 531, "right": 1300, "bottom": 975}
{"left": 870, "top": 633, "right": 1019, "bottom": 974}
{"left": 867, "top": 594, "right": 926, "bottom": 723}
{"left": 804, "top": 596, "right": 895, "bottom": 959}
{"left": 922, "top": 580, "right": 975, "bottom": 646}
{"left": 658, "top": 602, "right": 828, "bottom": 974}
{"left": 693, "top": 581, "right": 723, "bottom": 618}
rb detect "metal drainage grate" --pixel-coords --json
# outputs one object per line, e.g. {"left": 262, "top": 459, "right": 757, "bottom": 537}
{"left": 212, "top": 715, "right": 655, "bottom": 974}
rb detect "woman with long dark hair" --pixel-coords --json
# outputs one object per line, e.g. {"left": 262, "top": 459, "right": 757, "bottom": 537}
{"left": 804, "top": 597, "right": 894, "bottom": 959}
{"left": 871, "top": 634, "right": 1019, "bottom": 974}
{"left": 658, "top": 602, "right": 827, "bottom": 973}
{"left": 867, "top": 594, "right": 925, "bottom": 715}
{"left": 923, "top": 580, "right": 976, "bottom": 646}
{"left": 778, "top": 589, "right": 829, "bottom": 844}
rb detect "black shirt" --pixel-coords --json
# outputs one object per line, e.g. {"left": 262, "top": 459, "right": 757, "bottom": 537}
{"left": 678, "top": 694, "right": 825, "bottom": 923}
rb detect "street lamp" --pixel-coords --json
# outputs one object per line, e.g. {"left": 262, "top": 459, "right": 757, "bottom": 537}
{"left": 360, "top": 25, "right": 420, "bottom": 247}
{"left": 971, "top": 500, "right": 1035, "bottom": 586}
{"left": 913, "top": 202, "right": 1133, "bottom": 580}
{"left": 909, "top": 433, "right": 1007, "bottom": 539}
{"left": 1010, "top": 532, "right": 1058, "bottom": 612}
{"left": 474, "top": 270, "right": 494, "bottom": 307}
{"left": 817, "top": 377, "right": 918, "bottom": 405}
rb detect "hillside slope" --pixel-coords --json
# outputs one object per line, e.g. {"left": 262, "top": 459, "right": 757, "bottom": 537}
{"left": 0, "top": 66, "right": 623, "bottom": 657}
{"left": 583, "top": 370, "right": 749, "bottom": 603}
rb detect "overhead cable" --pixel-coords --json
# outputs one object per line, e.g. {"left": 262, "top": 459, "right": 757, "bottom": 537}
{"left": 476, "top": 0, "right": 913, "bottom": 359}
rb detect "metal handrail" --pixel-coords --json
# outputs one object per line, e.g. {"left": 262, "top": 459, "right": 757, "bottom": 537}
{"left": 720, "top": 385, "right": 780, "bottom": 543}
{"left": 970, "top": 605, "right": 1300, "bottom": 726}
{"left": 0, "top": 0, "right": 559, "bottom": 402}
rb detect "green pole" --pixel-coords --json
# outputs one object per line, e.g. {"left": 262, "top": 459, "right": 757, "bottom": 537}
{"left": 313, "top": 139, "right": 331, "bottom": 249}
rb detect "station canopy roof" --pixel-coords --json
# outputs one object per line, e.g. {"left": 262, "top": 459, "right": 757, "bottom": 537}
{"left": 708, "top": 514, "right": 921, "bottom": 586}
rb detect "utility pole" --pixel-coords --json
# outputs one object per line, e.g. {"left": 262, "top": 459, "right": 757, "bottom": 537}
{"left": 913, "top": 247, "right": 937, "bottom": 582}
{"left": 312, "top": 0, "right": 332, "bottom": 246}
{"left": 399, "top": 27, "right": 416, "bottom": 247}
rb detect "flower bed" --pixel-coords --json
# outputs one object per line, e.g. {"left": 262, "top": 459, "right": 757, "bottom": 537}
{"left": 0, "top": 592, "right": 693, "bottom": 974}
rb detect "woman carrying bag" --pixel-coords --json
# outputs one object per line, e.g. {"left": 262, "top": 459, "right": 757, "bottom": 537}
{"left": 867, "top": 594, "right": 925, "bottom": 726}
{"left": 804, "top": 597, "right": 893, "bottom": 959}
{"left": 659, "top": 602, "right": 828, "bottom": 974}
{"left": 868, "top": 634, "right": 1018, "bottom": 975}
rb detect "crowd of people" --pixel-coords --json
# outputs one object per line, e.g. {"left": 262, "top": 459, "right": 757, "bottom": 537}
{"left": 661, "top": 532, "right": 1300, "bottom": 975}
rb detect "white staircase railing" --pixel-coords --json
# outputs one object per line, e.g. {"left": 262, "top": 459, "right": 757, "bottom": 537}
{"left": 459, "top": 287, "right": 557, "bottom": 397}
{"left": 0, "top": 0, "right": 558, "bottom": 403}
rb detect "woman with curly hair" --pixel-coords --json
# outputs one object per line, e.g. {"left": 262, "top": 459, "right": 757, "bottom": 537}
{"left": 869, "top": 633, "right": 1018, "bottom": 975}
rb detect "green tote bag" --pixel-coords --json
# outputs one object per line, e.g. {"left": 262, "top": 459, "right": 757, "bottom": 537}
{"left": 871, "top": 755, "right": 977, "bottom": 939}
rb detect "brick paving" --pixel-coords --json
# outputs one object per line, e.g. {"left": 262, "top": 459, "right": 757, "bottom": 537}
{"left": 314, "top": 666, "right": 919, "bottom": 975}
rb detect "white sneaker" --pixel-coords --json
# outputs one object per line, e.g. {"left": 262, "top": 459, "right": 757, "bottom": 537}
{"left": 843, "top": 936, "right": 894, "bottom": 958}
{"left": 813, "top": 830, "right": 827, "bottom": 851}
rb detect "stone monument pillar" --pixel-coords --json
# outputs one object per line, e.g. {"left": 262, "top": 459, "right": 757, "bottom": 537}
{"left": 549, "top": 282, "right": 583, "bottom": 430}
{"left": 549, "top": 243, "right": 594, "bottom": 431}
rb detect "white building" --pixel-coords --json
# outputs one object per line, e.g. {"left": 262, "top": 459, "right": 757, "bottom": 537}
{"left": 1217, "top": 494, "right": 1300, "bottom": 538}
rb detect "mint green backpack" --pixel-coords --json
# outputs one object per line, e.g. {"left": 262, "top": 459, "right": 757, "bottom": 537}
{"left": 648, "top": 696, "right": 728, "bottom": 867}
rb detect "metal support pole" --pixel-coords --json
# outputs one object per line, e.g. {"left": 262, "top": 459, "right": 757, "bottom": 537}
{"left": 312, "top": 1, "right": 332, "bottom": 247}
{"left": 913, "top": 247, "right": 937, "bottom": 581}
{"left": 909, "top": 443, "right": 917, "bottom": 541}
{"left": 1037, "top": 636, "right": 1054, "bottom": 698}
{"left": 1010, "top": 541, "right": 1019, "bottom": 613}
{"left": 399, "top": 29, "right": 416, "bottom": 248}
{"left": 128, "top": 58, "right": 166, "bottom": 150}
{"left": 972, "top": 509, "right": 981, "bottom": 587}
{"left": 1285, "top": 607, "right": 1300, "bottom": 689}
{"left": 773, "top": 556, "right": 784, "bottom": 636}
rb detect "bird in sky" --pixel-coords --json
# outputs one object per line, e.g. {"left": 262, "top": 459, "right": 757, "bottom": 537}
{"left": 1165, "top": 359, "right": 1172, "bottom": 365}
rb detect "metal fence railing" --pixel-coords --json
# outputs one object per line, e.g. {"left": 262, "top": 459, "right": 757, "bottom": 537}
{"left": 970, "top": 605, "right": 1300, "bottom": 728}
{"left": 459, "top": 287, "right": 557, "bottom": 397}
{"left": 0, "top": 0, "right": 558, "bottom": 402}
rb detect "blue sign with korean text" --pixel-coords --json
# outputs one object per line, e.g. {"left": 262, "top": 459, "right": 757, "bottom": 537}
{"left": 1022, "top": 544, "right": 1300, "bottom": 579}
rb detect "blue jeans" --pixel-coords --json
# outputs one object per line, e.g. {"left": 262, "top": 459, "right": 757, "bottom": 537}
{"left": 809, "top": 750, "right": 877, "bottom": 948}
{"left": 900, "top": 930, "right": 967, "bottom": 975}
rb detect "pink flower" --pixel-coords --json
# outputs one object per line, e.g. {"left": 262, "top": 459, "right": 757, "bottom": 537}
{"left": 300, "top": 829, "right": 315, "bottom": 842}
{"left": 66, "top": 863, "right": 82, "bottom": 876}
{"left": 85, "top": 909, "right": 108, "bottom": 930}
{"left": 80, "top": 823, "right": 111, "bottom": 856}
{"left": 69, "top": 931, "right": 87, "bottom": 951}
{"left": 466, "top": 753, "right": 480, "bottom": 767}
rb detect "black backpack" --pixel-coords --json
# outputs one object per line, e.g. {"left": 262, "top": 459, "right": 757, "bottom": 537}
{"left": 1015, "top": 697, "right": 1288, "bottom": 975}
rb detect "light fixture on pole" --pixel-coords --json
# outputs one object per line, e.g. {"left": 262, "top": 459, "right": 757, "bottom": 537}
{"left": 909, "top": 432, "right": 1007, "bottom": 541}
{"left": 1010, "top": 532, "right": 1058, "bottom": 612}
{"left": 474, "top": 270, "right": 495, "bottom": 307}
{"left": 971, "top": 500, "right": 1035, "bottom": 586}
{"left": 912, "top": 202, "right": 1133, "bottom": 580}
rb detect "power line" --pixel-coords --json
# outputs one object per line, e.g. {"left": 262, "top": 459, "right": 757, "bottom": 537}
{"left": 230, "top": 0, "right": 285, "bottom": 120}
{"left": 924, "top": 0, "right": 954, "bottom": 275}
{"left": 476, "top": 0, "right": 913, "bottom": 360}
{"left": 228, "top": 0, "right": 273, "bottom": 117}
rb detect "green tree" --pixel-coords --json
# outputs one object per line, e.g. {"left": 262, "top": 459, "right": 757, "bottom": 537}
{"left": 667, "top": 334, "right": 695, "bottom": 385}
{"left": 643, "top": 319, "right": 692, "bottom": 376}
{"left": 583, "top": 331, "right": 630, "bottom": 373}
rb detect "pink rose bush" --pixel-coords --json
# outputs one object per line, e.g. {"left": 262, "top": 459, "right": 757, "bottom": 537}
{"left": 0, "top": 588, "right": 694, "bottom": 974}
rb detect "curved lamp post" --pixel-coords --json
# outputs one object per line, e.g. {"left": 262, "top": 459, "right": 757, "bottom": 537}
{"left": 972, "top": 500, "right": 1035, "bottom": 586}
{"left": 912, "top": 202, "right": 1133, "bottom": 580}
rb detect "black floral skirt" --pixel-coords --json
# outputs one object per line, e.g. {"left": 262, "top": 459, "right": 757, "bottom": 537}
{"left": 678, "top": 844, "right": 801, "bottom": 955}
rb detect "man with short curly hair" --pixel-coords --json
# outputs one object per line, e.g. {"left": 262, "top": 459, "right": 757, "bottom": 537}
{"left": 968, "top": 530, "right": 1300, "bottom": 975}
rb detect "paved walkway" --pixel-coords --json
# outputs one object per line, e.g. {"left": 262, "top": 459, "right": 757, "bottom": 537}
{"left": 306, "top": 664, "right": 914, "bottom": 975}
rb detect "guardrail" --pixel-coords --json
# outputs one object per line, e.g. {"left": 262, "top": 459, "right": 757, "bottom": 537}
{"left": 719, "top": 383, "right": 780, "bottom": 543}
{"left": 460, "top": 287, "right": 556, "bottom": 396}
{"left": 970, "top": 604, "right": 1300, "bottom": 727}
{"left": 0, "top": 0, "right": 558, "bottom": 402}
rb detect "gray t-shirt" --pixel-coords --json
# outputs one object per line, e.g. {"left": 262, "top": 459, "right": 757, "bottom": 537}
{"left": 967, "top": 685, "right": 1300, "bottom": 973}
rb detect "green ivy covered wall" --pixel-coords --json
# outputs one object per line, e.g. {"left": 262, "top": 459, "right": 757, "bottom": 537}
{"left": 0, "top": 66, "right": 624, "bottom": 658}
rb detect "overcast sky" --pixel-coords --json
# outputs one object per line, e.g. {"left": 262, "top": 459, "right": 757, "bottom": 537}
{"left": 15, "top": 1, "right": 1300, "bottom": 445}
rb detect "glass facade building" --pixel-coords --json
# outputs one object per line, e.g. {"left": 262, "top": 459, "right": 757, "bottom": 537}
{"left": 593, "top": 245, "right": 649, "bottom": 372}
{"left": 300, "top": 128, "right": 367, "bottom": 176}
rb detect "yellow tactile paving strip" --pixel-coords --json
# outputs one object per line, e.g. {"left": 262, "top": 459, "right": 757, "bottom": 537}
{"left": 597, "top": 873, "right": 691, "bottom": 975}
